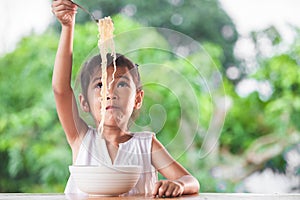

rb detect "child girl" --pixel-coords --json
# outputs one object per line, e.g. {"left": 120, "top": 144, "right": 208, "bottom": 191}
{"left": 51, "top": 0, "right": 199, "bottom": 197}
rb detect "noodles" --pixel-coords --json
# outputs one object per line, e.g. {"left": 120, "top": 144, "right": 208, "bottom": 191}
{"left": 97, "top": 16, "right": 117, "bottom": 136}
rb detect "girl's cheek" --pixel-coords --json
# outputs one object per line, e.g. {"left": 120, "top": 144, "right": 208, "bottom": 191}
{"left": 93, "top": 90, "right": 102, "bottom": 101}
{"left": 117, "top": 87, "right": 135, "bottom": 96}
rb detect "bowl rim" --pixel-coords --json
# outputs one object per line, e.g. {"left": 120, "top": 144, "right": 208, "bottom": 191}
{"left": 69, "top": 164, "right": 142, "bottom": 173}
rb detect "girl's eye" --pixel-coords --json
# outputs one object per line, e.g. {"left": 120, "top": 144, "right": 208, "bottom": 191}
{"left": 96, "top": 82, "right": 103, "bottom": 88}
{"left": 117, "top": 81, "right": 129, "bottom": 88}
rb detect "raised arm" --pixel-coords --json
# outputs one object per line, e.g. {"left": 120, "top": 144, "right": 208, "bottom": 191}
{"left": 52, "top": 0, "right": 87, "bottom": 150}
{"left": 151, "top": 136, "right": 200, "bottom": 197}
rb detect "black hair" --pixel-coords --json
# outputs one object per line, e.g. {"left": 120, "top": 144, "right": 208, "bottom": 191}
{"left": 80, "top": 53, "right": 141, "bottom": 99}
{"left": 79, "top": 53, "right": 142, "bottom": 124}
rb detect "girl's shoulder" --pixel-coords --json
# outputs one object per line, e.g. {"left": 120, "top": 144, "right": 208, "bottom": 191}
{"left": 81, "top": 126, "right": 98, "bottom": 140}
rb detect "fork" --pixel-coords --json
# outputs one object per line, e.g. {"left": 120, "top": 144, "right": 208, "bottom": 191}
{"left": 71, "top": 0, "right": 99, "bottom": 23}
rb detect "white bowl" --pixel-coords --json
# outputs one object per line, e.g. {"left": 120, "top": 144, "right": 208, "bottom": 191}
{"left": 69, "top": 165, "right": 142, "bottom": 196}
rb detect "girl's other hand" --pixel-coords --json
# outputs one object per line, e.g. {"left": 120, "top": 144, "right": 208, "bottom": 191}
{"left": 152, "top": 180, "right": 184, "bottom": 198}
{"left": 52, "top": 0, "right": 77, "bottom": 26}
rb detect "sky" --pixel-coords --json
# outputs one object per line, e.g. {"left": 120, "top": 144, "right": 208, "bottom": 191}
{"left": 0, "top": 0, "right": 52, "bottom": 55}
{"left": 0, "top": 0, "right": 300, "bottom": 55}
{"left": 219, "top": 0, "right": 300, "bottom": 42}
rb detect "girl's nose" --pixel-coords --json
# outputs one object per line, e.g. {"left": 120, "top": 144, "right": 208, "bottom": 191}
{"left": 106, "top": 88, "right": 117, "bottom": 100}
{"left": 107, "top": 95, "right": 116, "bottom": 100}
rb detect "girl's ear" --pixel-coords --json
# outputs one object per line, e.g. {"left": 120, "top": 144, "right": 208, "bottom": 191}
{"left": 79, "top": 94, "right": 90, "bottom": 112}
{"left": 134, "top": 89, "right": 144, "bottom": 109}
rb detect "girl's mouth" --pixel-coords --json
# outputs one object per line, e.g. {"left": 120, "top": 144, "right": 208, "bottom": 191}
{"left": 106, "top": 105, "right": 118, "bottom": 110}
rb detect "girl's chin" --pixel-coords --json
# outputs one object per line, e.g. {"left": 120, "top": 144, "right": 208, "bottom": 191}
{"left": 103, "top": 122, "right": 127, "bottom": 132}
{"left": 102, "top": 115, "right": 127, "bottom": 128}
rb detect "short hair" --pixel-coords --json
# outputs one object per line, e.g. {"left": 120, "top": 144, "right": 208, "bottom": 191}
{"left": 79, "top": 53, "right": 142, "bottom": 124}
{"left": 80, "top": 53, "right": 141, "bottom": 99}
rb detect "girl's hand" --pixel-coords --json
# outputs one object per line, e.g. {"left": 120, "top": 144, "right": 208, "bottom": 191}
{"left": 152, "top": 180, "right": 184, "bottom": 198}
{"left": 52, "top": 0, "right": 77, "bottom": 26}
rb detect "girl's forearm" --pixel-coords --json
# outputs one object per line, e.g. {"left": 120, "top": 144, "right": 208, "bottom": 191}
{"left": 52, "top": 25, "right": 75, "bottom": 94}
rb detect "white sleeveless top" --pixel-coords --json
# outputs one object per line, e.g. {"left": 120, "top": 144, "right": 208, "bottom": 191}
{"left": 64, "top": 126, "right": 158, "bottom": 196}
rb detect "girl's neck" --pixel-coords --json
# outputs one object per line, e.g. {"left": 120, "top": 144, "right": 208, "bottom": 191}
{"left": 101, "top": 125, "right": 131, "bottom": 146}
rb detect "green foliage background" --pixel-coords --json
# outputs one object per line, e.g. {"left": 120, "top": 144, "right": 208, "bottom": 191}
{"left": 1, "top": 0, "right": 300, "bottom": 193}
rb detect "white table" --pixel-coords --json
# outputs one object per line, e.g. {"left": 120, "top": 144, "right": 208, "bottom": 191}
{"left": 0, "top": 193, "right": 299, "bottom": 200}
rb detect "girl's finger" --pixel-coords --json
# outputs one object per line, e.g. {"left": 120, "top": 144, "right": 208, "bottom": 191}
{"left": 164, "top": 184, "right": 175, "bottom": 197}
{"left": 53, "top": 3, "right": 76, "bottom": 12}
{"left": 53, "top": 0, "right": 74, "bottom": 6}
{"left": 172, "top": 186, "right": 181, "bottom": 197}
{"left": 55, "top": 10, "right": 76, "bottom": 18}
{"left": 52, "top": 0, "right": 77, "bottom": 11}
{"left": 158, "top": 183, "right": 169, "bottom": 197}
{"left": 152, "top": 181, "right": 162, "bottom": 197}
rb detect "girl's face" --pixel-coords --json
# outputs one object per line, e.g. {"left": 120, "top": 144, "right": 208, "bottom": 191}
{"left": 82, "top": 66, "right": 143, "bottom": 130}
